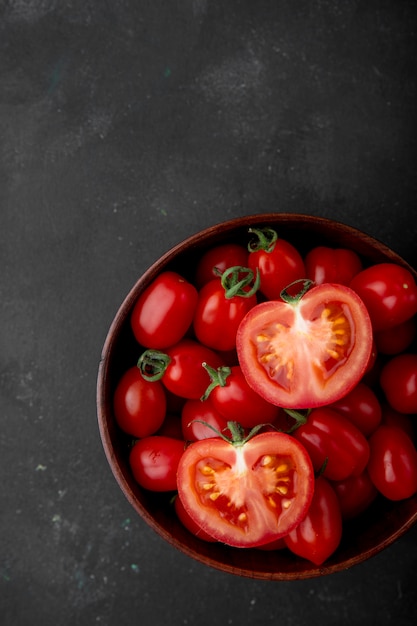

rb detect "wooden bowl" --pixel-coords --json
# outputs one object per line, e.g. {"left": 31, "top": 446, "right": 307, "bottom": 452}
{"left": 97, "top": 213, "right": 417, "bottom": 580}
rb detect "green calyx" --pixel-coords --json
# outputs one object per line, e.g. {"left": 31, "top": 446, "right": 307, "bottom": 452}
{"left": 201, "top": 363, "right": 232, "bottom": 401}
{"left": 220, "top": 265, "right": 260, "bottom": 299}
{"left": 248, "top": 227, "right": 278, "bottom": 253}
{"left": 190, "top": 419, "right": 267, "bottom": 447}
{"left": 282, "top": 408, "right": 311, "bottom": 433}
{"left": 280, "top": 279, "right": 314, "bottom": 305}
{"left": 137, "top": 349, "right": 171, "bottom": 381}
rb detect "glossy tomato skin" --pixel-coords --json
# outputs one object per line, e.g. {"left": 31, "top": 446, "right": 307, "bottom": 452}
{"left": 113, "top": 367, "right": 166, "bottom": 438}
{"left": 284, "top": 477, "right": 343, "bottom": 566}
{"left": 329, "top": 382, "right": 382, "bottom": 437}
{"left": 292, "top": 408, "right": 370, "bottom": 481}
{"left": 349, "top": 263, "right": 417, "bottom": 331}
{"left": 177, "top": 431, "right": 314, "bottom": 548}
{"left": 208, "top": 365, "right": 280, "bottom": 429}
{"left": 131, "top": 271, "right": 198, "bottom": 349}
{"left": 248, "top": 237, "right": 305, "bottom": 301}
{"left": 193, "top": 278, "right": 257, "bottom": 352}
{"left": 305, "top": 246, "right": 363, "bottom": 286}
{"left": 163, "top": 339, "right": 224, "bottom": 399}
{"left": 331, "top": 470, "right": 378, "bottom": 520}
{"left": 367, "top": 425, "right": 417, "bottom": 500}
{"left": 380, "top": 353, "right": 417, "bottom": 414}
{"left": 236, "top": 283, "right": 373, "bottom": 409}
{"left": 181, "top": 397, "right": 230, "bottom": 441}
{"left": 195, "top": 244, "right": 249, "bottom": 288}
{"left": 129, "top": 436, "right": 186, "bottom": 491}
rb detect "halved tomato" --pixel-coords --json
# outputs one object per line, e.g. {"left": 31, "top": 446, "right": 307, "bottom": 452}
{"left": 176, "top": 427, "right": 314, "bottom": 548}
{"left": 236, "top": 281, "right": 372, "bottom": 409}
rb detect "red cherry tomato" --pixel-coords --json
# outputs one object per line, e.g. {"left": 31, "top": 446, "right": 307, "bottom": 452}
{"left": 181, "top": 397, "right": 230, "bottom": 441}
{"left": 195, "top": 243, "right": 249, "bottom": 287}
{"left": 305, "top": 246, "right": 363, "bottom": 286}
{"left": 177, "top": 429, "right": 314, "bottom": 547}
{"left": 236, "top": 281, "right": 373, "bottom": 409}
{"left": 331, "top": 470, "right": 378, "bottom": 520}
{"left": 131, "top": 271, "right": 198, "bottom": 349}
{"left": 329, "top": 382, "right": 382, "bottom": 437}
{"left": 374, "top": 317, "right": 416, "bottom": 355}
{"left": 174, "top": 495, "right": 217, "bottom": 542}
{"left": 129, "top": 436, "right": 185, "bottom": 491}
{"left": 284, "top": 477, "right": 343, "bottom": 566}
{"left": 381, "top": 404, "right": 415, "bottom": 443}
{"left": 291, "top": 407, "right": 370, "bottom": 481}
{"left": 113, "top": 367, "right": 166, "bottom": 438}
{"left": 247, "top": 227, "right": 305, "bottom": 300}
{"left": 349, "top": 263, "right": 417, "bottom": 331}
{"left": 202, "top": 365, "right": 280, "bottom": 429}
{"left": 380, "top": 353, "right": 417, "bottom": 414}
{"left": 193, "top": 268, "right": 258, "bottom": 352}
{"left": 367, "top": 425, "right": 417, "bottom": 500}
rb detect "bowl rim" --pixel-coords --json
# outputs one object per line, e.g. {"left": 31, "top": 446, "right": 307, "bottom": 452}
{"left": 97, "top": 212, "right": 417, "bottom": 580}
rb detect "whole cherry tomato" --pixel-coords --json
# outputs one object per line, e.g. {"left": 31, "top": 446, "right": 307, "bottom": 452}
{"left": 349, "top": 263, "right": 417, "bottom": 331}
{"left": 374, "top": 317, "right": 416, "bottom": 355}
{"left": 131, "top": 271, "right": 198, "bottom": 349}
{"left": 113, "top": 366, "right": 167, "bottom": 438}
{"left": 177, "top": 427, "right": 314, "bottom": 547}
{"left": 202, "top": 364, "right": 280, "bottom": 428}
{"left": 284, "top": 477, "right": 343, "bottom": 566}
{"left": 129, "top": 436, "right": 186, "bottom": 491}
{"left": 247, "top": 227, "right": 305, "bottom": 300}
{"left": 367, "top": 425, "right": 417, "bottom": 500}
{"left": 195, "top": 243, "right": 249, "bottom": 287}
{"left": 381, "top": 404, "right": 415, "bottom": 443}
{"left": 331, "top": 470, "right": 378, "bottom": 520}
{"left": 380, "top": 353, "right": 417, "bottom": 414}
{"left": 193, "top": 267, "right": 259, "bottom": 352}
{"left": 329, "top": 382, "right": 382, "bottom": 437}
{"left": 236, "top": 281, "right": 373, "bottom": 409}
{"left": 181, "top": 397, "right": 230, "bottom": 441}
{"left": 291, "top": 407, "right": 370, "bottom": 481}
{"left": 305, "top": 246, "right": 363, "bottom": 286}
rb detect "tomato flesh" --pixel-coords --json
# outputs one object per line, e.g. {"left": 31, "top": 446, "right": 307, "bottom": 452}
{"left": 177, "top": 432, "right": 314, "bottom": 547}
{"left": 236, "top": 283, "right": 372, "bottom": 409}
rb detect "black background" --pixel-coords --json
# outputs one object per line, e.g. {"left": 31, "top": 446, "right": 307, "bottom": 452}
{"left": 1, "top": 1, "right": 417, "bottom": 625}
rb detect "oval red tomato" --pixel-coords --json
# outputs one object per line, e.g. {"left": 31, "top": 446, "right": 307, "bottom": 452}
{"left": 349, "top": 263, "right": 417, "bottom": 331}
{"left": 195, "top": 243, "right": 249, "bottom": 287}
{"left": 131, "top": 271, "right": 198, "bottom": 349}
{"left": 113, "top": 367, "right": 167, "bottom": 438}
{"left": 291, "top": 407, "right": 370, "bottom": 481}
{"left": 177, "top": 430, "right": 314, "bottom": 547}
{"left": 380, "top": 353, "right": 417, "bottom": 414}
{"left": 284, "top": 476, "right": 343, "bottom": 566}
{"left": 181, "top": 397, "right": 230, "bottom": 441}
{"left": 374, "top": 317, "right": 416, "bottom": 355}
{"left": 129, "top": 436, "right": 186, "bottom": 491}
{"left": 305, "top": 246, "right": 363, "bottom": 286}
{"left": 329, "top": 382, "right": 382, "bottom": 437}
{"left": 367, "top": 425, "right": 417, "bottom": 501}
{"left": 331, "top": 470, "right": 378, "bottom": 520}
{"left": 236, "top": 282, "right": 373, "bottom": 409}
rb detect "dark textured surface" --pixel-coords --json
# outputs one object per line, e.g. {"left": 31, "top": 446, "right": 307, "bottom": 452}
{"left": 1, "top": 2, "right": 416, "bottom": 625}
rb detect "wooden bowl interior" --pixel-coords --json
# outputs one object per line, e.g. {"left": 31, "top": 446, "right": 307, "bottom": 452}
{"left": 97, "top": 213, "right": 417, "bottom": 580}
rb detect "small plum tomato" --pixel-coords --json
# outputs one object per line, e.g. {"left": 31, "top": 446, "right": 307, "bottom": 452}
{"left": 137, "top": 339, "right": 224, "bottom": 400}
{"left": 177, "top": 426, "right": 314, "bottom": 548}
{"left": 284, "top": 477, "right": 343, "bottom": 566}
{"left": 130, "top": 271, "right": 198, "bottom": 349}
{"left": 329, "top": 382, "right": 382, "bottom": 437}
{"left": 381, "top": 404, "right": 415, "bottom": 443}
{"left": 247, "top": 227, "right": 305, "bottom": 301}
{"left": 380, "top": 353, "right": 417, "bottom": 414}
{"left": 195, "top": 243, "right": 249, "bottom": 288}
{"left": 113, "top": 366, "right": 166, "bottom": 438}
{"left": 236, "top": 280, "right": 373, "bottom": 409}
{"left": 305, "top": 246, "right": 363, "bottom": 286}
{"left": 367, "top": 425, "right": 417, "bottom": 501}
{"left": 331, "top": 470, "right": 378, "bottom": 520}
{"left": 201, "top": 364, "right": 280, "bottom": 429}
{"left": 193, "top": 266, "right": 259, "bottom": 353}
{"left": 374, "top": 317, "right": 416, "bottom": 355}
{"left": 129, "top": 436, "right": 186, "bottom": 492}
{"left": 349, "top": 263, "right": 417, "bottom": 331}
{"left": 291, "top": 407, "right": 370, "bottom": 481}
{"left": 181, "top": 397, "right": 231, "bottom": 442}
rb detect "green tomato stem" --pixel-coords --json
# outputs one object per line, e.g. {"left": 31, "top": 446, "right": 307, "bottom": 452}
{"left": 221, "top": 265, "right": 260, "bottom": 299}
{"left": 247, "top": 227, "right": 278, "bottom": 253}
{"left": 280, "top": 279, "right": 315, "bottom": 305}
{"left": 137, "top": 349, "right": 171, "bottom": 382}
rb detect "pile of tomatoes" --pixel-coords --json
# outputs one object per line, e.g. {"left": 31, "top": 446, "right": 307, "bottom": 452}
{"left": 113, "top": 227, "right": 417, "bottom": 566}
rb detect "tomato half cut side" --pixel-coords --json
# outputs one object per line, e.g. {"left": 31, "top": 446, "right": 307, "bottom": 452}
{"left": 236, "top": 283, "right": 373, "bottom": 409}
{"left": 177, "top": 431, "right": 314, "bottom": 548}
